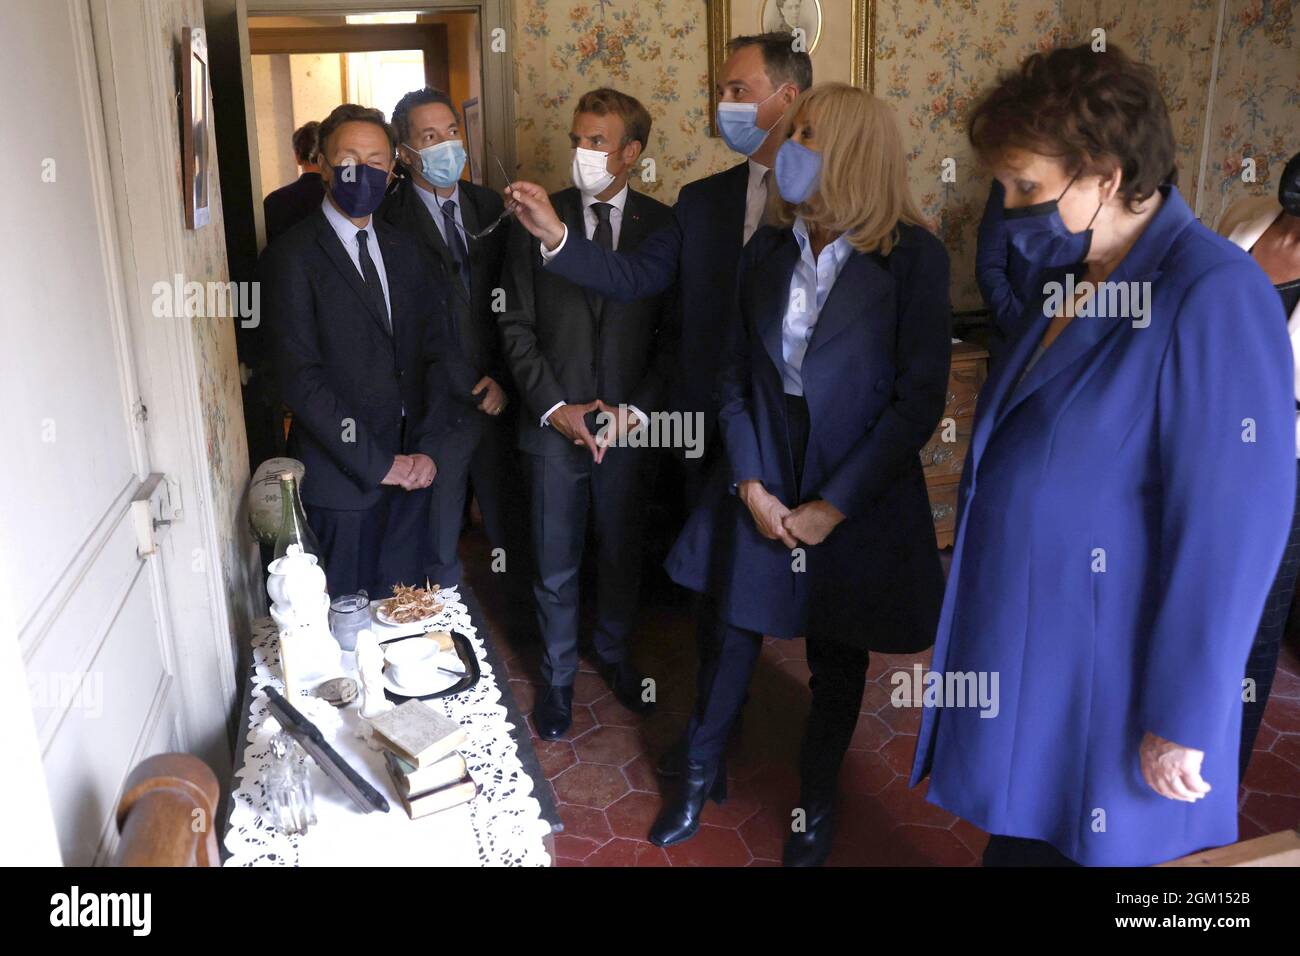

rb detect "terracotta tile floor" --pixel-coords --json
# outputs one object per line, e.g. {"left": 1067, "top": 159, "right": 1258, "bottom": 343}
{"left": 463, "top": 530, "right": 1300, "bottom": 866}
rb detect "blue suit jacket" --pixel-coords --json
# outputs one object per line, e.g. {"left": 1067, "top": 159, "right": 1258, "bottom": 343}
{"left": 975, "top": 178, "right": 1037, "bottom": 346}
{"left": 542, "top": 161, "right": 751, "bottom": 443}
{"left": 664, "top": 222, "right": 951, "bottom": 653}
{"left": 909, "top": 187, "right": 1296, "bottom": 865}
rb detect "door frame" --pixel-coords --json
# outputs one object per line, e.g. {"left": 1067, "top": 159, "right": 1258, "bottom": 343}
{"left": 236, "top": 0, "right": 516, "bottom": 250}
{"left": 87, "top": 0, "right": 242, "bottom": 787}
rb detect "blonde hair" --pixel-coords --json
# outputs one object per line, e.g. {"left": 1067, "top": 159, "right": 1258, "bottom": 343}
{"left": 767, "top": 83, "right": 923, "bottom": 255}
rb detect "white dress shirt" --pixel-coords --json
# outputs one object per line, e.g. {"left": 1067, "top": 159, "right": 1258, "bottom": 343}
{"left": 413, "top": 180, "right": 464, "bottom": 248}
{"left": 320, "top": 194, "right": 392, "bottom": 326}
{"left": 537, "top": 185, "right": 645, "bottom": 429}
{"left": 782, "top": 217, "right": 855, "bottom": 396}
{"left": 744, "top": 159, "right": 770, "bottom": 245}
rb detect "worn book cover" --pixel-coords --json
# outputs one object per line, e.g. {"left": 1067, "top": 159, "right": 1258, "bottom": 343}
{"left": 384, "top": 750, "right": 469, "bottom": 797}
{"left": 368, "top": 700, "right": 467, "bottom": 768}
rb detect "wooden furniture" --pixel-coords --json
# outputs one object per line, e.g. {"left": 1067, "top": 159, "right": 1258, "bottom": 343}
{"left": 112, "top": 753, "right": 222, "bottom": 867}
{"left": 1160, "top": 828, "right": 1300, "bottom": 866}
{"left": 923, "top": 341, "right": 989, "bottom": 549}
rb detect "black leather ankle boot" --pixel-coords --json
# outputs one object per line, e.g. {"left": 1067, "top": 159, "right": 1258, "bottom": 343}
{"left": 648, "top": 759, "right": 725, "bottom": 846}
{"left": 782, "top": 793, "right": 835, "bottom": 867}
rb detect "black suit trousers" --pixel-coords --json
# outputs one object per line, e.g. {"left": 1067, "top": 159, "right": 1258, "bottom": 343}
{"left": 527, "top": 444, "right": 644, "bottom": 686}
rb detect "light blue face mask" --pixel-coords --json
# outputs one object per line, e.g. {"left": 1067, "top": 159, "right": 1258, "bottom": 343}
{"left": 715, "top": 86, "right": 786, "bottom": 156}
{"left": 774, "top": 139, "right": 822, "bottom": 204}
{"left": 411, "top": 139, "right": 467, "bottom": 188}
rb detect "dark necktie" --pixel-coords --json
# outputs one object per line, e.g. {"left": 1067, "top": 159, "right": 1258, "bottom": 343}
{"left": 591, "top": 202, "right": 614, "bottom": 251}
{"left": 355, "top": 229, "right": 390, "bottom": 330}
{"left": 442, "top": 199, "right": 470, "bottom": 287}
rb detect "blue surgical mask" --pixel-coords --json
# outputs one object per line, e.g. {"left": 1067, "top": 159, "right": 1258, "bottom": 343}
{"left": 412, "top": 139, "right": 468, "bottom": 189}
{"left": 716, "top": 86, "right": 785, "bottom": 156}
{"left": 328, "top": 162, "right": 389, "bottom": 218}
{"left": 1001, "top": 174, "right": 1100, "bottom": 270}
{"left": 774, "top": 139, "right": 821, "bottom": 205}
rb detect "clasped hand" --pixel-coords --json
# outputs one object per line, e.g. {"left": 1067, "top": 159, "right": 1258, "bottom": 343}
{"left": 737, "top": 480, "right": 845, "bottom": 549}
{"left": 382, "top": 453, "right": 436, "bottom": 490}
{"left": 548, "top": 400, "right": 644, "bottom": 463}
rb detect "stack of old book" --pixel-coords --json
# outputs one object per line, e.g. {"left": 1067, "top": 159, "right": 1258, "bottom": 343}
{"left": 368, "top": 700, "right": 478, "bottom": 819}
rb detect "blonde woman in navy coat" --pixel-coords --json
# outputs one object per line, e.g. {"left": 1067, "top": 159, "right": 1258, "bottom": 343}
{"left": 655, "top": 83, "right": 951, "bottom": 863}
{"left": 909, "top": 46, "right": 1295, "bottom": 866}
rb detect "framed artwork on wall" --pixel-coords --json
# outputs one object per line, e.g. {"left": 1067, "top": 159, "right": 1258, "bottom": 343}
{"left": 462, "top": 97, "right": 484, "bottom": 185}
{"left": 181, "top": 26, "right": 211, "bottom": 229}
{"left": 707, "top": 0, "right": 875, "bottom": 136}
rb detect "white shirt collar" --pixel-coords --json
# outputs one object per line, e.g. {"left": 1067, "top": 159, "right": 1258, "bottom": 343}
{"left": 583, "top": 182, "right": 629, "bottom": 214}
{"left": 747, "top": 158, "right": 770, "bottom": 190}
{"left": 792, "top": 216, "right": 853, "bottom": 264}
{"left": 321, "top": 193, "right": 376, "bottom": 247}
{"left": 415, "top": 179, "right": 462, "bottom": 216}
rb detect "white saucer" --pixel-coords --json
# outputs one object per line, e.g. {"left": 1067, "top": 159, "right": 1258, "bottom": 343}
{"left": 380, "top": 658, "right": 465, "bottom": 697}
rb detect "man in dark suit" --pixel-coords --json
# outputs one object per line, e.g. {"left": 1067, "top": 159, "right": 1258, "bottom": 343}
{"left": 262, "top": 104, "right": 476, "bottom": 598}
{"left": 499, "top": 88, "right": 679, "bottom": 739}
{"left": 378, "top": 87, "right": 525, "bottom": 593}
{"left": 505, "top": 35, "right": 811, "bottom": 763}
{"left": 263, "top": 121, "right": 326, "bottom": 245}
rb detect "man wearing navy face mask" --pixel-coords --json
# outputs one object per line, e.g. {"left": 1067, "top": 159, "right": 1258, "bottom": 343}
{"left": 263, "top": 103, "right": 474, "bottom": 598}
{"left": 379, "top": 88, "right": 524, "bottom": 595}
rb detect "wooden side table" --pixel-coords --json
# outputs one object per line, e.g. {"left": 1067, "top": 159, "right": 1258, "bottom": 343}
{"left": 923, "top": 341, "right": 989, "bottom": 549}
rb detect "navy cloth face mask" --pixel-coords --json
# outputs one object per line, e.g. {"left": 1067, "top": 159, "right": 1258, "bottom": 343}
{"left": 774, "top": 139, "right": 822, "bottom": 204}
{"left": 1279, "top": 151, "right": 1300, "bottom": 218}
{"left": 329, "top": 162, "right": 390, "bottom": 218}
{"left": 1001, "top": 173, "right": 1100, "bottom": 271}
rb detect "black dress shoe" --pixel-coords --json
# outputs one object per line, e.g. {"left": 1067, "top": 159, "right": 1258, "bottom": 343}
{"left": 600, "top": 659, "right": 655, "bottom": 714}
{"left": 648, "top": 759, "right": 727, "bottom": 847}
{"left": 782, "top": 798, "right": 834, "bottom": 867}
{"left": 534, "top": 685, "right": 573, "bottom": 740}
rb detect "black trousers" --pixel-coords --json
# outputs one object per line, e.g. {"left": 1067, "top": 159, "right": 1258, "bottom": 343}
{"left": 305, "top": 484, "right": 427, "bottom": 598}
{"left": 1240, "top": 458, "right": 1300, "bottom": 779}
{"left": 526, "top": 445, "right": 644, "bottom": 687}
{"left": 424, "top": 408, "right": 528, "bottom": 588}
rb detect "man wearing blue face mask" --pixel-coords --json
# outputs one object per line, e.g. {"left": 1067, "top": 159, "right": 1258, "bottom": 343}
{"left": 263, "top": 103, "right": 474, "bottom": 598}
{"left": 504, "top": 33, "right": 811, "bottom": 772}
{"left": 379, "top": 88, "right": 526, "bottom": 597}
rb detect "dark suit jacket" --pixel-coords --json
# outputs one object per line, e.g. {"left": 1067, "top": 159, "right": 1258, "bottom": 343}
{"left": 666, "top": 222, "right": 952, "bottom": 654}
{"left": 541, "top": 161, "right": 750, "bottom": 444}
{"left": 261, "top": 208, "right": 472, "bottom": 510}
{"left": 498, "top": 186, "right": 678, "bottom": 456}
{"left": 263, "top": 172, "right": 326, "bottom": 246}
{"left": 378, "top": 175, "right": 508, "bottom": 387}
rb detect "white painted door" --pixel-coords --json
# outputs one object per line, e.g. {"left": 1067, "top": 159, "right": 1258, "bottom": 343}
{"left": 0, "top": 0, "right": 190, "bottom": 865}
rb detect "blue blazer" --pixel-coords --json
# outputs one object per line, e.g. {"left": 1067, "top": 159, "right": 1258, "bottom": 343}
{"left": 975, "top": 178, "right": 1037, "bottom": 347}
{"left": 909, "top": 187, "right": 1296, "bottom": 865}
{"left": 664, "top": 222, "right": 951, "bottom": 653}
{"left": 543, "top": 161, "right": 751, "bottom": 441}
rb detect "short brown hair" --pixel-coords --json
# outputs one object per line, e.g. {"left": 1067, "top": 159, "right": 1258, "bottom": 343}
{"left": 727, "top": 33, "right": 813, "bottom": 93}
{"left": 291, "top": 121, "right": 320, "bottom": 164}
{"left": 968, "top": 44, "right": 1177, "bottom": 210}
{"left": 317, "top": 103, "right": 397, "bottom": 160}
{"left": 573, "top": 88, "right": 652, "bottom": 151}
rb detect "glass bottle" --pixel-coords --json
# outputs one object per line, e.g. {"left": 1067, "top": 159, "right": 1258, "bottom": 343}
{"left": 273, "top": 472, "right": 322, "bottom": 565}
{"left": 261, "top": 730, "right": 317, "bottom": 836}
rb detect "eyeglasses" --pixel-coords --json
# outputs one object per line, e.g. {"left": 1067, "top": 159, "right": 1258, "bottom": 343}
{"left": 456, "top": 156, "right": 520, "bottom": 240}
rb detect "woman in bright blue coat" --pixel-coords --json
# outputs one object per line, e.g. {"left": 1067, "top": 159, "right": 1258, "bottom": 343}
{"left": 909, "top": 45, "right": 1295, "bottom": 867}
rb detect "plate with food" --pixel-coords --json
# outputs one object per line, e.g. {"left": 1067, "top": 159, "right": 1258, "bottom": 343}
{"left": 374, "top": 582, "right": 445, "bottom": 627}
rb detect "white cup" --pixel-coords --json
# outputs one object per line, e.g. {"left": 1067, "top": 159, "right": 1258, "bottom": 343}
{"left": 384, "top": 639, "right": 439, "bottom": 688}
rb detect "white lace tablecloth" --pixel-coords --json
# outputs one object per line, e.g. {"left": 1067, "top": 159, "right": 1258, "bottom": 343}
{"left": 224, "top": 587, "right": 552, "bottom": 866}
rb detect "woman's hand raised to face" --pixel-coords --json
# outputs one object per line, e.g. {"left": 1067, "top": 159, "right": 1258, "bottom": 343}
{"left": 738, "top": 480, "right": 798, "bottom": 550}
{"left": 1139, "top": 732, "right": 1211, "bottom": 802}
{"left": 505, "top": 181, "right": 567, "bottom": 250}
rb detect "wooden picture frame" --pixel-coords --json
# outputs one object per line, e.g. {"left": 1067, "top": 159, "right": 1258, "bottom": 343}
{"left": 181, "top": 26, "right": 211, "bottom": 228}
{"left": 706, "top": 0, "right": 875, "bottom": 136}
{"left": 462, "top": 97, "right": 484, "bottom": 185}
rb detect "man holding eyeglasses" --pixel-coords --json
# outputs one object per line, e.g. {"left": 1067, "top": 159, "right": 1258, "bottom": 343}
{"left": 380, "top": 87, "right": 525, "bottom": 592}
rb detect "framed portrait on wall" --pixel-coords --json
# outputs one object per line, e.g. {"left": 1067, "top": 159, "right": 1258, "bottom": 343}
{"left": 462, "top": 97, "right": 484, "bottom": 185}
{"left": 181, "top": 26, "right": 210, "bottom": 229}
{"left": 707, "top": 0, "right": 875, "bottom": 136}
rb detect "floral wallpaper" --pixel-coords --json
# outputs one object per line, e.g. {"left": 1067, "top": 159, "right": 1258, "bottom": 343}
{"left": 161, "top": 0, "right": 261, "bottom": 650}
{"left": 513, "top": 0, "right": 737, "bottom": 198}
{"left": 1201, "top": 0, "right": 1298, "bottom": 230}
{"left": 875, "top": 0, "right": 1068, "bottom": 310}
